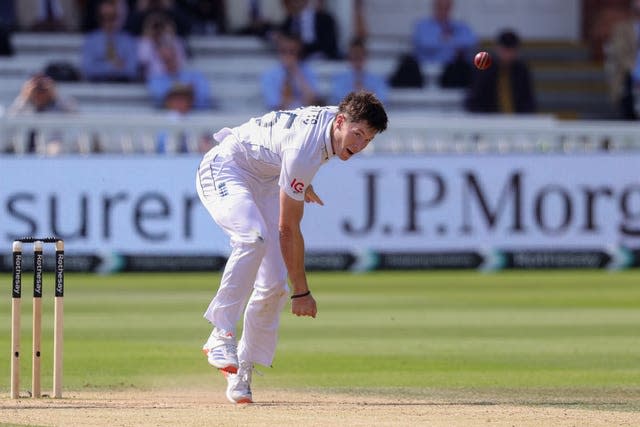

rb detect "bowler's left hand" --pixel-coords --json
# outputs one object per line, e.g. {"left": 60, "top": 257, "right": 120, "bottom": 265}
{"left": 304, "top": 185, "right": 324, "bottom": 205}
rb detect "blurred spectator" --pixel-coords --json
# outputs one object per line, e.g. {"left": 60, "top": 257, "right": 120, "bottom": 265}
{"left": 278, "top": 0, "right": 341, "bottom": 60}
{"left": 0, "top": 25, "right": 14, "bottom": 56}
{"left": 586, "top": 2, "right": 629, "bottom": 63}
{"left": 439, "top": 50, "right": 472, "bottom": 88}
{"left": 163, "top": 82, "right": 193, "bottom": 114}
{"left": 8, "top": 74, "right": 77, "bottom": 115}
{"left": 465, "top": 30, "right": 536, "bottom": 114}
{"left": 81, "top": 0, "right": 139, "bottom": 82}
{"left": 7, "top": 73, "right": 78, "bottom": 154}
{"left": 138, "top": 11, "right": 187, "bottom": 80}
{"left": 388, "top": 53, "right": 425, "bottom": 88}
{"left": 155, "top": 82, "right": 193, "bottom": 153}
{"left": 606, "top": 0, "right": 640, "bottom": 120}
{"left": 0, "top": 1, "right": 18, "bottom": 30}
{"left": 176, "top": 0, "right": 226, "bottom": 35}
{"left": 155, "top": 83, "right": 215, "bottom": 153}
{"left": 80, "top": 0, "right": 129, "bottom": 32}
{"left": 43, "top": 61, "right": 81, "bottom": 82}
{"left": 412, "top": 0, "right": 477, "bottom": 65}
{"left": 125, "top": 0, "right": 191, "bottom": 38}
{"left": 235, "top": 0, "right": 274, "bottom": 38}
{"left": 18, "top": 0, "right": 77, "bottom": 32}
{"left": 261, "top": 32, "right": 322, "bottom": 110}
{"left": 147, "top": 41, "right": 213, "bottom": 109}
{"left": 330, "top": 38, "right": 388, "bottom": 105}
{"left": 353, "top": 0, "right": 367, "bottom": 41}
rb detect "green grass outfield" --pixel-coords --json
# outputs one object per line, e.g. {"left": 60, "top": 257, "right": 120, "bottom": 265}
{"left": 1, "top": 270, "right": 639, "bottom": 409}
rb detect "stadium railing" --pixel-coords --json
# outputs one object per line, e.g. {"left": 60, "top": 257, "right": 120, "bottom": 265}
{"left": 2, "top": 112, "right": 638, "bottom": 155}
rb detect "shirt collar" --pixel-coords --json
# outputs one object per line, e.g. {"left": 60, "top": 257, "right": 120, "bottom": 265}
{"left": 322, "top": 117, "right": 336, "bottom": 162}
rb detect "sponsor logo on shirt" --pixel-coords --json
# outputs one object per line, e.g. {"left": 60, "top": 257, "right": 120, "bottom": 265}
{"left": 290, "top": 178, "right": 305, "bottom": 194}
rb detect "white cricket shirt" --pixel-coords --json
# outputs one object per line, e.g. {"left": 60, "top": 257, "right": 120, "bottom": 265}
{"left": 212, "top": 106, "right": 338, "bottom": 201}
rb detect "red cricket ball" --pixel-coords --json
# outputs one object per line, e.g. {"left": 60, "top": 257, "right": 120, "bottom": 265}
{"left": 474, "top": 51, "right": 492, "bottom": 70}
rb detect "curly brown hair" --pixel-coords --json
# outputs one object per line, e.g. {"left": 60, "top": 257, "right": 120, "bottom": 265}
{"left": 338, "top": 90, "right": 388, "bottom": 133}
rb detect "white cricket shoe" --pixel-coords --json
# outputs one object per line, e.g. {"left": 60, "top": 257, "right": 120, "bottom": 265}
{"left": 202, "top": 328, "right": 238, "bottom": 374}
{"left": 224, "top": 361, "right": 253, "bottom": 404}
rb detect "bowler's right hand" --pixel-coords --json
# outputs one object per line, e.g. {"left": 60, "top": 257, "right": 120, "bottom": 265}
{"left": 291, "top": 293, "right": 317, "bottom": 318}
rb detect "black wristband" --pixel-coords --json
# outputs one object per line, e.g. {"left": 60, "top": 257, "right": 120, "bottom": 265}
{"left": 290, "top": 290, "right": 311, "bottom": 299}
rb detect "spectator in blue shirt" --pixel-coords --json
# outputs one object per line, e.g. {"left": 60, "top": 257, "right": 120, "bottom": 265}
{"left": 81, "top": 0, "right": 139, "bottom": 82}
{"left": 412, "top": 0, "right": 477, "bottom": 65}
{"left": 147, "top": 40, "right": 213, "bottom": 109}
{"left": 331, "top": 38, "right": 388, "bottom": 105}
{"left": 261, "top": 32, "right": 323, "bottom": 111}
{"left": 138, "top": 11, "right": 187, "bottom": 80}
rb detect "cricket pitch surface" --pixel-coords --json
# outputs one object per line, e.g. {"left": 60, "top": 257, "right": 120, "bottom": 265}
{"left": 2, "top": 388, "right": 639, "bottom": 426}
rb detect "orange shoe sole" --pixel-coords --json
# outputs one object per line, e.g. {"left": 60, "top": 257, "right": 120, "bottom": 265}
{"left": 202, "top": 349, "right": 238, "bottom": 374}
{"left": 221, "top": 371, "right": 253, "bottom": 404}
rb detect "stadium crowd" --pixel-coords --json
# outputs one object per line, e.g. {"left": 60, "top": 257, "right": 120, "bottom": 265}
{"left": 0, "top": 0, "right": 638, "bottom": 155}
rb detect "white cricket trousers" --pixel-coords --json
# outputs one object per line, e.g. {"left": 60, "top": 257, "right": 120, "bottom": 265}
{"left": 196, "top": 145, "right": 289, "bottom": 367}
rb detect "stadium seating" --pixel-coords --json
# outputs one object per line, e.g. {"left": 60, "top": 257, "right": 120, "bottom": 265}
{"left": 1, "top": 32, "right": 631, "bottom": 156}
{"left": 0, "top": 33, "right": 462, "bottom": 114}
